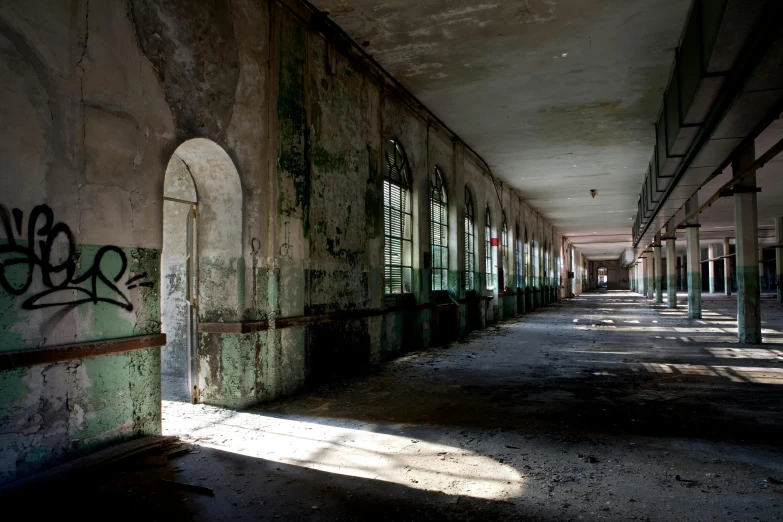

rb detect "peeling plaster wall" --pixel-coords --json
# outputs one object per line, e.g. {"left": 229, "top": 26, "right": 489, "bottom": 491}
{"left": 0, "top": 0, "right": 584, "bottom": 484}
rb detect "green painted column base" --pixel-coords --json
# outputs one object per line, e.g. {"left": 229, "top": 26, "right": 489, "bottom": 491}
{"left": 655, "top": 276, "right": 663, "bottom": 303}
{"left": 667, "top": 275, "right": 677, "bottom": 308}
{"left": 737, "top": 265, "right": 762, "bottom": 344}
{"left": 687, "top": 271, "right": 701, "bottom": 319}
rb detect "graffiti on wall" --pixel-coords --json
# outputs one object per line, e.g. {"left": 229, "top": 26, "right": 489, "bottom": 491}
{"left": 0, "top": 204, "right": 151, "bottom": 311}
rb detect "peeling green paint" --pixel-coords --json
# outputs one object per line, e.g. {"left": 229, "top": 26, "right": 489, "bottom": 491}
{"left": 312, "top": 145, "right": 349, "bottom": 173}
{"left": 0, "top": 368, "right": 29, "bottom": 415}
{"left": 199, "top": 256, "right": 241, "bottom": 322}
{"left": 277, "top": 17, "right": 310, "bottom": 233}
{"left": 199, "top": 332, "right": 265, "bottom": 409}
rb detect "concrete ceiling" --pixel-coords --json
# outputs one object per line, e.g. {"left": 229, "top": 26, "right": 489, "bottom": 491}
{"left": 313, "top": 0, "right": 692, "bottom": 260}
{"left": 667, "top": 114, "right": 783, "bottom": 256}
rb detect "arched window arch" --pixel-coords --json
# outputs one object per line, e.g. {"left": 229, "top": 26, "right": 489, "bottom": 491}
{"left": 485, "top": 206, "right": 493, "bottom": 290}
{"left": 464, "top": 187, "right": 475, "bottom": 291}
{"left": 383, "top": 138, "right": 412, "bottom": 294}
{"left": 431, "top": 167, "right": 448, "bottom": 291}
{"left": 515, "top": 224, "right": 522, "bottom": 289}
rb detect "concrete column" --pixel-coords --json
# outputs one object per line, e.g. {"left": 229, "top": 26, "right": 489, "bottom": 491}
{"left": 634, "top": 262, "right": 640, "bottom": 293}
{"left": 733, "top": 143, "right": 761, "bottom": 344}
{"left": 632, "top": 263, "right": 638, "bottom": 293}
{"left": 685, "top": 195, "right": 701, "bottom": 319}
{"left": 724, "top": 237, "right": 732, "bottom": 296}
{"left": 637, "top": 260, "right": 642, "bottom": 295}
{"left": 776, "top": 217, "right": 783, "bottom": 304}
{"left": 677, "top": 256, "right": 683, "bottom": 291}
{"left": 759, "top": 248, "right": 765, "bottom": 294}
{"left": 666, "top": 235, "right": 677, "bottom": 308}
{"left": 641, "top": 255, "right": 647, "bottom": 297}
{"left": 708, "top": 244, "right": 716, "bottom": 293}
{"left": 654, "top": 234, "right": 663, "bottom": 303}
{"left": 649, "top": 253, "right": 655, "bottom": 299}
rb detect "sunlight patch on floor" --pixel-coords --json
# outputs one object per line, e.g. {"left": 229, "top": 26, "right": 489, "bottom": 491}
{"left": 640, "top": 362, "right": 783, "bottom": 384}
{"left": 161, "top": 401, "right": 525, "bottom": 500}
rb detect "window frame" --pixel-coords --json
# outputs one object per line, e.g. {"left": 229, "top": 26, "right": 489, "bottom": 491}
{"left": 383, "top": 138, "right": 413, "bottom": 295}
{"left": 515, "top": 224, "right": 522, "bottom": 290}
{"left": 464, "top": 187, "right": 475, "bottom": 291}
{"left": 524, "top": 230, "right": 530, "bottom": 288}
{"left": 430, "top": 166, "right": 449, "bottom": 292}
{"left": 485, "top": 206, "right": 493, "bottom": 290}
{"left": 501, "top": 219, "right": 509, "bottom": 290}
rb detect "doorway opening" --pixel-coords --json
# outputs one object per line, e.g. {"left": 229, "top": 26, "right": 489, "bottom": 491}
{"left": 597, "top": 266, "right": 608, "bottom": 289}
{"left": 160, "top": 139, "right": 243, "bottom": 403}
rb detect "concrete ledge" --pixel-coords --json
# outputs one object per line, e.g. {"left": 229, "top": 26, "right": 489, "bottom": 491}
{"left": 0, "top": 334, "right": 167, "bottom": 371}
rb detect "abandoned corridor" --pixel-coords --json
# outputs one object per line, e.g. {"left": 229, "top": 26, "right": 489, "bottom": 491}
{"left": 10, "top": 292, "right": 782, "bottom": 521}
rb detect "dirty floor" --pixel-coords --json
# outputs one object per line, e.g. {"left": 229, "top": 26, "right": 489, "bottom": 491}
{"left": 13, "top": 292, "right": 783, "bottom": 521}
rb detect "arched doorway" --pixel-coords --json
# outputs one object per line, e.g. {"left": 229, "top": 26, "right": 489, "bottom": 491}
{"left": 161, "top": 139, "right": 243, "bottom": 402}
{"left": 597, "top": 266, "right": 608, "bottom": 289}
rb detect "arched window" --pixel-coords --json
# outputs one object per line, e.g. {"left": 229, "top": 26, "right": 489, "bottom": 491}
{"left": 431, "top": 167, "right": 448, "bottom": 291}
{"left": 544, "top": 242, "right": 549, "bottom": 286}
{"left": 501, "top": 219, "right": 509, "bottom": 284}
{"left": 383, "top": 139, "right": 412, "bottom": 294}
{"left": 524, "top": 230, "right": 530, "bottom": 288}
{"left": 464, "top": 187, "right": 475, "bottom": 291}
{"left": 515, "top": 224, "right": 522, "bottom": 289}
{"left": 485, "top": 207, "right": 493, "bottom": 290}
{"left": 532, "top": 239, "right": 540, "bottom": 287}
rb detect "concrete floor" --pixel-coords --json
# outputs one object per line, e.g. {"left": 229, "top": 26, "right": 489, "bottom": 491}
{"left": 16, "top": 292, "right": 783, "bottom": 521}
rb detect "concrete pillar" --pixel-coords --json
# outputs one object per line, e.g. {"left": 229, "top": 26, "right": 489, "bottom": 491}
{"left": 708, "top": 244, "right": 716, "bottom": 294}
{"left": 634, "top": 262, "right": 640, "bottom": 293}
{"left": 776, "top": 217, "right": 783, "bottom": 304}
{"left": 637, "top": 256, "right": 647, "bottom": 295}
{"left": 724, "top": 237, "right": 732, "bottom": 296}
{"left": 733, "top": 143, "right": 761, "bottom": 344}
{"left": 648, "top": 253, "right": 655, "bottom": 299}
{"left": 685, "top": 195, "right": 701, "bottom": 319}
{"left": 666, "top": 234, "right": 677, "bottom": 308}
{"left": 759, "top": 248, "right": 765, "bottom": 294}
{"left": 654, "top": 234, "right": 663, "bottom": 303}
{"left": 641, "top": 256, "right": 648, "bottom": 297}
{"left": 677, "top": 256, "right": 683, "bottom": 291}
{"left": 632, "top": 263, "right": 638, "bottom": 293}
